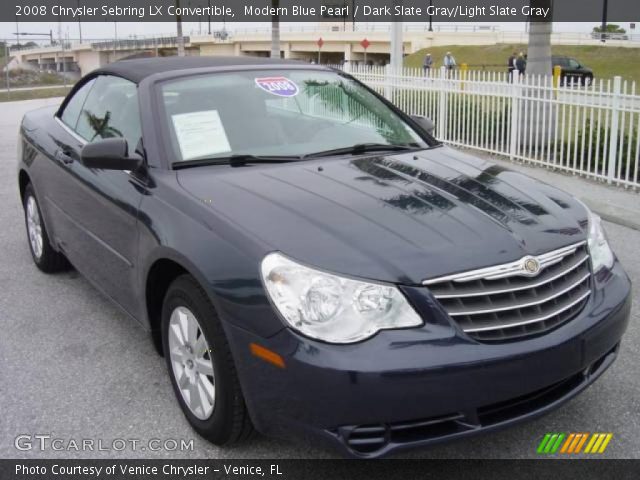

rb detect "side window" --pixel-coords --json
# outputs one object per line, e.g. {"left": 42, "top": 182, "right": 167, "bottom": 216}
{"left": 60, "top": 78, "right": 96, "bottom": 129}
{"left": 76, "top": 75, "right": 141, "bottom": 151}
{"left": 568, "top": 59, "right": 580, "bottom": 69}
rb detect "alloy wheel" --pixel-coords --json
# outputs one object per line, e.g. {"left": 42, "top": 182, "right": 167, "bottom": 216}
{"left": 26, "top": 196, "right": 43, "bottom": 259}
{"left": 168, "top": 306, "right": 216, "bottom": 420}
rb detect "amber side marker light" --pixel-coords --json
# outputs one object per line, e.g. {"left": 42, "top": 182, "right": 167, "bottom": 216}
{"left": 250, "top": 343, "right": 286, "bottom": 369}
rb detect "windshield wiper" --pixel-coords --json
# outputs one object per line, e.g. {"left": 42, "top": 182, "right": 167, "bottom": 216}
{"left": 303, "top": 143, "right": 421, "bottom": 159}
{"left": 173, "top": 154, "right": 302, "bottom": 170}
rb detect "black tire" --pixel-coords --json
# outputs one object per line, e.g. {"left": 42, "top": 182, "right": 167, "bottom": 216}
{"left": 22, "top": 183, "right": 69, "bottom": 273}
{"left": 161, "top": 274, "right": 254, "bottom": 445}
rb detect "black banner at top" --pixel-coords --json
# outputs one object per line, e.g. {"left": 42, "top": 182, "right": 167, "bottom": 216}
{"left": 6, "top": 0, "right": 640, "bottom": 22}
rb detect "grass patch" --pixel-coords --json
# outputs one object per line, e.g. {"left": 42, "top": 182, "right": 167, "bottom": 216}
{"left": 9, "top": 68, "right": 69, "bottom": 87}
{"left": 404, "top": 44, "right": 640, "bottom": 85}
{"left": 0, "top": 87, "right": 71, "bottom": 103}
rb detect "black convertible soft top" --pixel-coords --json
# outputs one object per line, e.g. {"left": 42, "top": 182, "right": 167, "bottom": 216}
{"left": 92, "top": 56, "right": 309, "bottom": 83}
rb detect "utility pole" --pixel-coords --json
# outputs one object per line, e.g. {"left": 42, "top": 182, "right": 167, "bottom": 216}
{"left": 62, "top": 30, "right": 68, "bottom": 89}
{"left": 77, "top": 0, "right": 83, "bottom": 43}
{"left": 428, "top": 0, "right": 433, "bottom": 32}
{"left": 600, "top": 0, "right": 609, "bottom": 42}
{"left": 5, "top": 42, "right": 11, "bottom": 99}
{"left": 390, "top": 2, "right": 403, "bottom": 72}
{"left": 113, "top": 22, "right": 117, "bottom": 60}
{"left": 176, "top": 0, "right": 185, "bottom": 56}
{"left": 207, "top": 0, "right": 212, "bottom": 34}
{"left": 352, "top": 0, "right": 355, "bottom": 31}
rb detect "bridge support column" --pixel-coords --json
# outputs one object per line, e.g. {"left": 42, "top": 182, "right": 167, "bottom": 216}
{"left": 344, "top": 43, "right": 353, "bottom": 65}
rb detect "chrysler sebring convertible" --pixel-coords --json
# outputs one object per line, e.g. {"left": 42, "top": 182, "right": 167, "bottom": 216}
{"left": 17, "top": 57, "right": 631, "bottom": 457}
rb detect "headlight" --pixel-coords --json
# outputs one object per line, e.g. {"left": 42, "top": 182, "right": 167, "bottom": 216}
{"left": 585, "top": 208, "right": 614, "bottom": 272}
{"left": 261, "top": 253, "right": 423, "bottom": 344}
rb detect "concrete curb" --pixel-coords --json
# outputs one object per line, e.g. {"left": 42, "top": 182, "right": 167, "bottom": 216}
{"left": 585, "top": 205, "right": 640, "bottom": 232}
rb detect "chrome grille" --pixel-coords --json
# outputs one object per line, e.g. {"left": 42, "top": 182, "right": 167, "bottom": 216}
{"left": 424, "top": 241, "right": 592, "bottom": 342}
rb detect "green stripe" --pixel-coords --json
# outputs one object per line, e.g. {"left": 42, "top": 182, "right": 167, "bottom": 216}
{"left": 537, "top": 433, "right": 552, "bottom": 454}
{"left": 550, "top": 433, "right": 566, "bottom": 453}
{"left": 544, "top": 434, "right": 559, "bottom": 453}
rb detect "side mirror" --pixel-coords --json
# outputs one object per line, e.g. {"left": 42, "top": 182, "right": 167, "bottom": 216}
{"left": 80, "top": 138, "right": 142, "bottom": 171}
{"left": 411, "top": 115, "right": 436, "bottom": 137}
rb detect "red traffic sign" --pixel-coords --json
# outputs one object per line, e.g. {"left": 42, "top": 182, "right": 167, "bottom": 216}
{"left": 360, "top": 38, "right": 370, "bottom": 49}
{"left": 317, "top": 37, "right": 324, "bottom": 48}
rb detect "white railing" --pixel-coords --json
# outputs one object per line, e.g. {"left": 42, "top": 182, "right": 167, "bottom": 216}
{"left": 341, "top": 65, "right": 640, "bottom": 190}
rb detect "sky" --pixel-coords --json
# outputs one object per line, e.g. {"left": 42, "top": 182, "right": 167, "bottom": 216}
{"left": 0, "top": 21, "right": 632, "bottom": 43}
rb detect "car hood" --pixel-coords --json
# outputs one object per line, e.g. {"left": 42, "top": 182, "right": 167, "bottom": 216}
{"left": 177, "top": 147, "right": 588, "bottom": 285}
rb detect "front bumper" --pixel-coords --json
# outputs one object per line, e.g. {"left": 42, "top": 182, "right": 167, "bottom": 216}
{"left": 224, "top": 261, "right": 631, "bottom": 458}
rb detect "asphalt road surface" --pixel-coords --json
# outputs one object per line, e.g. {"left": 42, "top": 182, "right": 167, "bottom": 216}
{"left": 1, "top": 99, "right": 638, "bottom": 459}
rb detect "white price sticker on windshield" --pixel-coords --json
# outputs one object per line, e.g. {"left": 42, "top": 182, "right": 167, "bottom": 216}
{"left": 172, "top": 110, "right": 231, "bottom": 161}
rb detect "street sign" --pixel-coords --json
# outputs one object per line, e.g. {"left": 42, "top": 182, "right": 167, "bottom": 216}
{"left": 317, "top": 37, "right": 324, "bottom": 48}
{"left": 360, "top": 38, "right": 370, "bottom": 49}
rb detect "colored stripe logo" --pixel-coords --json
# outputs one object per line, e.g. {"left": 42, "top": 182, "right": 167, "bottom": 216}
{"left": 537, "top": 433, "right": 613, "bottom": 454}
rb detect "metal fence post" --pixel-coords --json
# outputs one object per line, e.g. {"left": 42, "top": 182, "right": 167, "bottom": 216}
{"left": 509, "top": 72, "right": 521, "bottom": 160}
{"left": 384, "top": 64, "right": 392, "bottom": 100}
{"left": 4, "top": 42, "right": 10, "bottom": 100}
{"left": 437, "top": 66, "right": 448, "bottom": 141}
{"left": 607, "top": 76, "right": 622, "bottom": 184}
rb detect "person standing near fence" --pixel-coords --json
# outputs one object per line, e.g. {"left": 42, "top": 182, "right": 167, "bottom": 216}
{"left": 423, "top": 53, "right": 433, "bottom": 74}
{"left": 516, "top": 52, "right": 527, "bottom": 78}
{"left": 508, "top": 52, "right": 517, "bottom": 82}
{"left": 444, "top": 52, "right": 456, "bottom": 77}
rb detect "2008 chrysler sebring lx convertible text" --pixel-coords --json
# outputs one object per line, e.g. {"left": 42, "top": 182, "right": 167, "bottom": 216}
{"left": 17, "top": 57, "right": 631, "bottom": 458}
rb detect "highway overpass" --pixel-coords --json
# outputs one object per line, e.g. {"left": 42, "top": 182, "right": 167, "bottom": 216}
{"left": 9, "top": 25, "right": 640, "bottom": 77}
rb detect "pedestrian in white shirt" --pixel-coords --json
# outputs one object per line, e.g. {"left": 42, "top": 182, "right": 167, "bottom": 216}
{"left": 444, "top": 52, "right": 456, "bottom": 77}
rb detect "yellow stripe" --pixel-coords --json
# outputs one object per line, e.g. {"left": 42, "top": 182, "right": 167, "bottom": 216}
{"left": 584, "top": 433, "right": 598, "bottom": 453}
{"left": 591, "top": 434, "right": 606, "bottom": 454}
{"left": 561, "top": 433, "right": 575, "bottom": 453}
{"left": 598, "top": 434, "right": 613, "bottom": 453}
{"left": 574, "top": 433, "right": 589, "bottom": 453}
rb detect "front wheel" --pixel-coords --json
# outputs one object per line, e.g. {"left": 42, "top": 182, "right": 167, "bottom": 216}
{"left": 161, "top": 274, "right": 254, "bottom": 445}
{"left": 23, "top": 183, "right": 69, "bottom": 273}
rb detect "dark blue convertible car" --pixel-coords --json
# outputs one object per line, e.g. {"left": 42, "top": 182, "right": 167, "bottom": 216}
{"left": 17, "top": 56, "right": 631, "bottom": 457}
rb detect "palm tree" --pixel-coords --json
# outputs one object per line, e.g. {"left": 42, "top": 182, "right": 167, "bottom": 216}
{"left": 521, "top": 0, "right": 554, "bottom": 147}
{"left": 525, "top": 0, "right": 553, "bottom": 77}
{"left": 270, "top": 0, "right": 280, "bottom": 58}
{"left": 176, "top": 0, "right": 185, "bottom": 57}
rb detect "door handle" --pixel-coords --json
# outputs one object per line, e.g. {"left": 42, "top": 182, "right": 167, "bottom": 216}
{"left": 56, "top": 149, "right": 75, "bottom": 165}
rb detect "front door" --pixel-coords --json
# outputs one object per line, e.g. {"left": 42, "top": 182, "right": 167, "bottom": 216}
{"left": 49, "top": 74, "right": 145, "bottom": 316}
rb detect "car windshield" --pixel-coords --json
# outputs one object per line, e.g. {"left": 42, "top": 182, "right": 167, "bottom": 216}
{"left": 159, "top": 69, "right": 436, "bottom": 165}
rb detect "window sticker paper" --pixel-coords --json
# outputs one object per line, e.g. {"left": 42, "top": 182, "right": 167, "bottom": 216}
{"left": 172, "top": 110, "right": 231, "bottom": 161}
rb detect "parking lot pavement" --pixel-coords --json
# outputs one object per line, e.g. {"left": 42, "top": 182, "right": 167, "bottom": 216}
{"left": 0, "top": 99, "right": 638, "bottom": 459}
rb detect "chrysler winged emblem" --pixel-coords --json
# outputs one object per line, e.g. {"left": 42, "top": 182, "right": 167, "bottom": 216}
{"left": 523, "top": 256, "right": 541, "bottom": 276}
